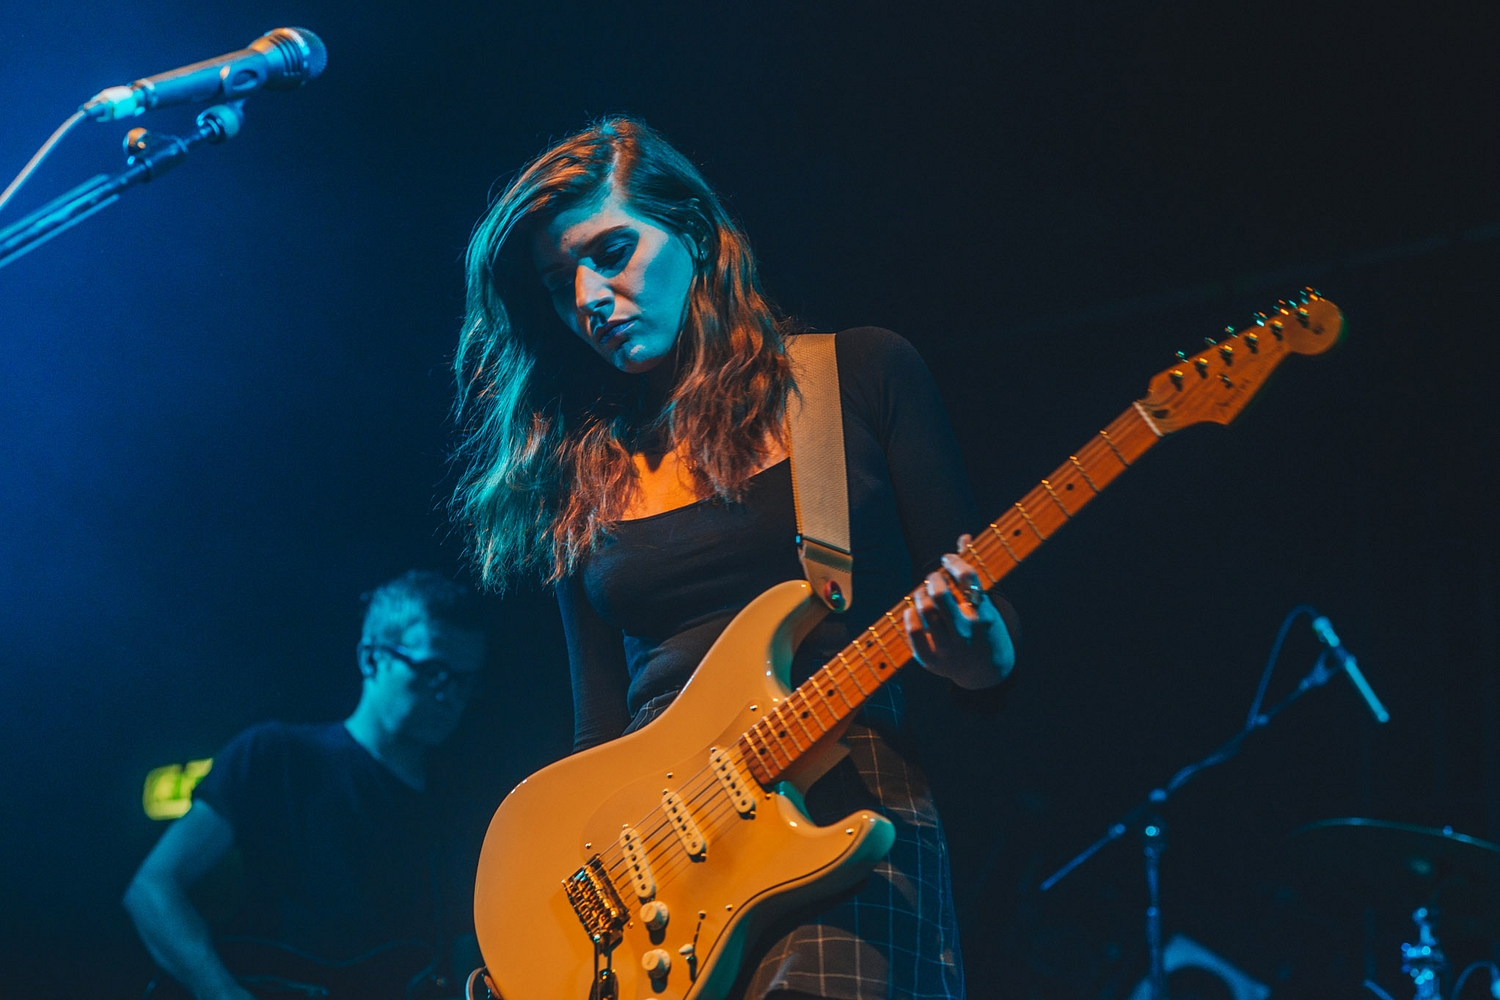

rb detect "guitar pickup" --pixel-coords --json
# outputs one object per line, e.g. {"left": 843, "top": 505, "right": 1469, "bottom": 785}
{"left": 618, "top": 825, "right": 656, "bottom": 899}
{"left": 662, "top": 790, "right": 707, "bottom": 857}
{"left": 710, "top": 746, "right": 757, "bottom": 816}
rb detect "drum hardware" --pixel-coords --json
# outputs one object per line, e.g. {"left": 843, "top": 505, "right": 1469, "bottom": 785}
{"left": 1289, "top": 819, "right": 1500, "bottom": 999}
{"left": 1400, "top": 907, "right": 1445, "bottom": 999}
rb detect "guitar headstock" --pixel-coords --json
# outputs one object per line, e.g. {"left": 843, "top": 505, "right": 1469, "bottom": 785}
{"left": 1138, "top": 288, "right": 1343, "bottom": 433}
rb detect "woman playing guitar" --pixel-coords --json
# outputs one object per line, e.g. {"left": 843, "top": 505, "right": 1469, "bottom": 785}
{"left": 451, "top": 117, "right": 1016, "bottom": 1000}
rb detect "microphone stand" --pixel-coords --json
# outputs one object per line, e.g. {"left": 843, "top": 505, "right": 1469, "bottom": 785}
{"left": 1039, "top": 649, "right": 1352, "bottom": 1000}
{"left": 0, "top": 102, "right": 245, "bottom": 271}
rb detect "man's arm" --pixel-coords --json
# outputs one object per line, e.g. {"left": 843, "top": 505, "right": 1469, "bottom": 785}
{"left": 123, "top": 801, "right": 255, "bottom": 1000}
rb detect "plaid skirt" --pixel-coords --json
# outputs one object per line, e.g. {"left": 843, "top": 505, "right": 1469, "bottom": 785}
{"left": 624, "top": 683, "right": 966, "bottom": 1000}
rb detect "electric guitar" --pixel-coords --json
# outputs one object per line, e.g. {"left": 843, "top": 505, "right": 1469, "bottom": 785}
{"left": 472, "top": 291, "right": 1344, "bottom": 1000}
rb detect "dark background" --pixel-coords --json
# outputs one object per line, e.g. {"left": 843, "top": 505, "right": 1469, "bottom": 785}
{"left": 2, "top": 1, "right": 1497, "bottom": 997}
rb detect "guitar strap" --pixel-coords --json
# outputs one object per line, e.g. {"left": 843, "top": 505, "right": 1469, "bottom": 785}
{"left": 785, "top": 333, "right": 853, "bottom": 613}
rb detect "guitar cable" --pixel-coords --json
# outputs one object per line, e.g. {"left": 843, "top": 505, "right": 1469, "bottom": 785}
{"left": 1245, "top": 604, "right": 1319, "bottom": 730}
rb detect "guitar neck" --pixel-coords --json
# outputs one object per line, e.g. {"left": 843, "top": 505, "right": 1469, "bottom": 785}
{"left": 736, "top": 403, "right": 1164, "bottom": 786}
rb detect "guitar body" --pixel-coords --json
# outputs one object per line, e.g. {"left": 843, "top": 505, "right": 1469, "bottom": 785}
{"left": 474, "top": 580, "right": 896, "bottom": 1000}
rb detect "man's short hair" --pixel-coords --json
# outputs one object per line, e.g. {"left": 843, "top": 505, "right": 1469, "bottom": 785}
{"left": 360, "top": 570, "right": 485, "bottom": 645}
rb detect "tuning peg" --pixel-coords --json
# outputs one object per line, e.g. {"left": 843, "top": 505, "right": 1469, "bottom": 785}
{"left": 1176, "top": 350, "right": 1188, "bottom": 361}
{"left": 1204, "top": 337, "right": 1217, "bottom": 347}
{"left": 1224, "top": 326, "right": 1238, "bottom": 338}
{"left": 1194, "top": 357, "right": 1210, "bottom": 376}
{"left": 1252, "top": 312, "right": 1269, "bottom": 326}
{"left": 1269, "top": 319, "right": 1285, "bottom": 339}
{"left": 1218, "top": 343, "right": 1234, "bottom": 362}
{"left": 1303, "top": 286, "right": 1322, "bottom": 300}
{"left": 1245, "top": 332, "right": 1259, "bottom": 353}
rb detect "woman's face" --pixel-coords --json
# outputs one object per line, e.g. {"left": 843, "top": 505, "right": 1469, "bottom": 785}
{"left": 531, "top": 185, "right": 697, "bottom": 374}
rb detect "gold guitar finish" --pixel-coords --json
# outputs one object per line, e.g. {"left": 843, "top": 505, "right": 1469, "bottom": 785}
{"left": 474, "top": 291, "right": 1344, "bottom": 999}
{"left": 475, "top": 581, "right": 886, "bottom": 1000}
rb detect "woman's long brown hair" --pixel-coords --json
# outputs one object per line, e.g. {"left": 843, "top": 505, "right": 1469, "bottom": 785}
{"left": 452, "top": 118, "right": 795, "bottom": 589}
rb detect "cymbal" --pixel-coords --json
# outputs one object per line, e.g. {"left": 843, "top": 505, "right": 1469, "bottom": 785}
{"left": 1288, "top": 818, "right": 1500, "bottom": 937}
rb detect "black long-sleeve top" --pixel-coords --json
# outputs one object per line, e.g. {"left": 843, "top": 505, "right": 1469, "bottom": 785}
{"left": 560, "top": 327, "right": 988, "bottom": 751}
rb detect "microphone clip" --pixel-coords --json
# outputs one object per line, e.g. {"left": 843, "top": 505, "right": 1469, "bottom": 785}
{"left": 83, "top": 85, "right": 144, "bottom": 122}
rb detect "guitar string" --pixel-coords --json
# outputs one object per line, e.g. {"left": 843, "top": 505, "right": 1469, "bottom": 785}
{"left": 608, "top": 580, "right": 1027, "bottom": 886}
{"left": 599, "top": 740, "right": 779, "bottom": 879}
{"left": 605, "top": 633, "right": 892, "bottom": 881}
{"left": 594, "top": 678, "right": 959, "bottom": 912}
{"left": 599, "top": 744, "right": 761, "bottom": 879}
{"left": 643, "top": 798, "right": 746, "bottom": 894}
{"left": 602, "top": 726, "right": 810, "bottom": 885}
{"left": 598, "top": 664, "right": 870, "bottom": 880}
{"left": 603, "top": 539, "right": 1049, "bottom": 888}
{"left": 604, "top": 677, "right": 883, "bottom": 891}
{"left": 608, "top": 721, "right": 811, "bottom": 876}
{"left": 597, "top": 548, "right": 1007, "bottom": 883}
{"left": 648, "top": 777, "right": 890, "bottom": 897}
{"left": 600, "top": 763, "right": 719, "bottom": 876}
{"left": 612, "top": 790, "right": 771, "bottom": 904}
{"left": 595, "top": 433, "right": 1132, "bottom": 876}
{"left": 635, "top": 576, "right": 1036, "bottom": 887}
{"left": 587, "top": 412, "right": 1176, "bottom": 900}
{"left": 635, "top": 778, "right": 768, "bottom": 892}
{"left": 599, "top": 687, "right": 843, "bottom": 877}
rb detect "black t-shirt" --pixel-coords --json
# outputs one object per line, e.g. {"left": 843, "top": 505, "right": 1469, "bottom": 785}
{"left": 191, "top": 721, "right": 443, "bottom": 960}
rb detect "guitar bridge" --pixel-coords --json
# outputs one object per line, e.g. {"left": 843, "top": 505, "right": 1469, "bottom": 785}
{"left": 564, "top": 856, "right": 628, "bottom": 947}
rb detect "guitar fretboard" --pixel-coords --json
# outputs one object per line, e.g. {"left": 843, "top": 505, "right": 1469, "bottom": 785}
{"left": 736, "top": 402, "right": 1164, "bottom": 786}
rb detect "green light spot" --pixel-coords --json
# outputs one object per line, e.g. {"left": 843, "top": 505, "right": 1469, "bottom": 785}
{"left": 142, "top": 758, "right": 213, "bottom": 820}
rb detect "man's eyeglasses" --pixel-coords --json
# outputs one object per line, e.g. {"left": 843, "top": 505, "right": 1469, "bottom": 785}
{"left": 361, "top": 642, "right": 479, "bottom": 699}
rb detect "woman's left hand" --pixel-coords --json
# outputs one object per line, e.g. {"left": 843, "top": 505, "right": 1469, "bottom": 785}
{"left": 901, "top": 534, "right": 1017, "bottom": 689}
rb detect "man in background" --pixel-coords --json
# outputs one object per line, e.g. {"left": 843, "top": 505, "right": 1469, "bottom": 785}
{"left": 124, "top": 570, "right": 488, "bottom": 1000}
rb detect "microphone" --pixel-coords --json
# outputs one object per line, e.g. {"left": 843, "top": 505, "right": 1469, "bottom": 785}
{"left": 1311, "top": 615, "right": 1390, "bottom": 723}
{"left": 83, "top": 27, "right": 327, "bottom": 122}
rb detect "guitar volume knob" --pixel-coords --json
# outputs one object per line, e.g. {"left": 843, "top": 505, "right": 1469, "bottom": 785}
{"left": 640, "top": 900, "right": 670, "bottom": 930}
{"left": 642, "top": 948, "right": 672, "bottom": 976}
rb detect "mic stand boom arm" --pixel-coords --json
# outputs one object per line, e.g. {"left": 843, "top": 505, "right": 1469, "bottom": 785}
{"left": 0, "top": 102, "right": 244, "bottom": 271}
{"left": 1038, "top": 649, "right": 1350, "bottom": 999}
